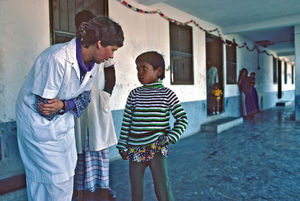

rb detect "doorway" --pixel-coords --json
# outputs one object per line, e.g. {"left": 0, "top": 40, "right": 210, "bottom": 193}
{"left": 277, "top": 60, "right": 282, "bottom": 99}
{"left": 206, "top": 33, "right": 224, "bottom": 116}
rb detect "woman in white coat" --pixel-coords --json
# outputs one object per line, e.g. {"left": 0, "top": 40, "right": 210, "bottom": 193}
{"left": 15, "top": 16, "right": 124, "bottom": 201}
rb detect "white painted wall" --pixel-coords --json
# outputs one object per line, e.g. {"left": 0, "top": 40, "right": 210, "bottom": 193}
{"left": 0, "top": 0, "right": 50, "bottom": 122}
{"left": 109, "top": 0, "right": 294, "bottom": 110}
{"left": 296, "top": 25, "right": 300, "bottom": 96}
{"left": 109, "top": 1, "right": 258, "bottom": 109}
{"left": 0, "top": 0, "right": 294, "bottom": 122}
{"left": 295, "top": 25, "right": 300, "bottom": 93}
{"left": 109, "top": 0, "right": 213, "bottom": 110}
{"left": 280, "top": 60, "right": 295, "bottom": 92}
{"left": 294, "top": 25, "right": 300, "bottom": 120}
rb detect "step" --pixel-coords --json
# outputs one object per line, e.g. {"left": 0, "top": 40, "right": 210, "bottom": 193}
{"left": 276, "top": 100, "right": 292, "bottom": 107}
{"left": 201, "top": 117, "right": 243, "bottom": 134}
{"left": 0, "top": 174, "right": 26, "bottom": 195}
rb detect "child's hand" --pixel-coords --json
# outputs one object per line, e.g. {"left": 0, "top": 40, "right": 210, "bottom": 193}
{"left": 160, "top": 135, "right": 170, "bottom": 146}
{"left": 119, "top": 149, "right": 128, "bottom": 160}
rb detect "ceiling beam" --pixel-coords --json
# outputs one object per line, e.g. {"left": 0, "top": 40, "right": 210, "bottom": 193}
{"left": 277, "top": 51, "right": 295, "bottom": 56}
{"left": 223, "top": 14, "right": 300, "bottom": 34}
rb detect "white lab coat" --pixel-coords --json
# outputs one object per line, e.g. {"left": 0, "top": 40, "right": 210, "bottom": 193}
{"left": 74, "top": 59, "right": 117, "bottom": 153}
{"left": 16, "top": 38, "right": 99, "bottom": 184}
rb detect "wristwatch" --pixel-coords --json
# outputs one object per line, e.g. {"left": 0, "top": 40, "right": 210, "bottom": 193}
{"left": 58, "top": 101, "right": 66, "bottom": 115}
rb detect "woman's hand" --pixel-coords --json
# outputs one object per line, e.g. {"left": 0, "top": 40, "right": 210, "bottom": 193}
{"left": 38, "top": 99, "right": 64, "bottom": 115}
{"left": 119, "top": 149, "right": 129, "bottom": 160}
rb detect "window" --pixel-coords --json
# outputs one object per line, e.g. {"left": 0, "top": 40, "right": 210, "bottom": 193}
{"left": 284, "top": 62, "right": 287, "bottom": 84}
{"left": 226, "top": 40, "right": 237, "bottom": 84}
{"left": 169, "top": 22, "right": 194, "bottom": 84}
{"left": 273, "top": 57, "right": 277, "bottom": 83}
{"left": 49, "top": 0, "right": 108, "bottom": 44}
{"left": 292, "top": 64, "right": 294, "bottom": 84}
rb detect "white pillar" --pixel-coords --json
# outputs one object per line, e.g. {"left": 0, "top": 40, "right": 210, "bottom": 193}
{"left": 295, "top": 25, "right": 300, "bottom": 121}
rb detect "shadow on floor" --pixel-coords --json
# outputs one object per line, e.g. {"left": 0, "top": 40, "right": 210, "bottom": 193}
{"left": 72, "top": 189, "right": 116, "bottom": 201}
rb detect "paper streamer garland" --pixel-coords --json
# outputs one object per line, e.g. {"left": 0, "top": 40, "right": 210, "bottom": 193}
{"left": 117, "top": 0, "right": 220, "bottom": 33}
{"left": 117, "top": 0, "right": 292, "bottom": 63}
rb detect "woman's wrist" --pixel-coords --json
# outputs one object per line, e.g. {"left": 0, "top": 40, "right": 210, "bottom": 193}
{"left": 58, "top": 100, "right": 66, "bottom": 115}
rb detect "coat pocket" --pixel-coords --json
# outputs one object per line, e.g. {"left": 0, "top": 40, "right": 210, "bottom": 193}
{"left": 99, "top": 90, "right": 111, "bottom": 113}
{"left": 31, "top": 121, "right": 56, "bottom": 142}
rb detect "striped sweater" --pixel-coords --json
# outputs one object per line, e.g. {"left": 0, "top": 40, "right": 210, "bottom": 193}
{"left": 117, "top": 81, "right": 188, "bottom": 150}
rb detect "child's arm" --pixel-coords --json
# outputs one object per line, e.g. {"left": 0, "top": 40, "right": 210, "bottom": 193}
{"left": 167, "top": 91, "right": 188, "bottom": 144}
{"left": 116, "top": 92, "right": 134, "bottom": 159}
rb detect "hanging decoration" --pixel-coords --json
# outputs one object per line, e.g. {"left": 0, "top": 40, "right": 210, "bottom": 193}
{"left": 117, "top": 0, "right": 221, "bottom": 33}
{"left": 117, "top": 0, "right": 292, "bottom": 64}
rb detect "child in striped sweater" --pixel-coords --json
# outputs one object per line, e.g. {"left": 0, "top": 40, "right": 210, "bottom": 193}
{"left": 117, "top": 51, "right": 188, "bottom": 201}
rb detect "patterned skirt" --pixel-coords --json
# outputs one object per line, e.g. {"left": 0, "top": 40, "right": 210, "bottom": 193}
{"left": 128, "top": 135, "right": 169, "bottom": 162}
{"left": 74, "top": 149, "right": 109, "bottom": 192}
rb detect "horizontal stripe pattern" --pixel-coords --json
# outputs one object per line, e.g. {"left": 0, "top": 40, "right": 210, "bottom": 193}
{"left": 117, "top": 82, "right": 188, "bottom": 150}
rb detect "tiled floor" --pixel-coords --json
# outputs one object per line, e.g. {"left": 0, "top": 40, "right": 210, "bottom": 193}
{"left": 5, "top": 106, "right": 299, "bottom": 201}
{"left": 109, "top": 106, "right": 300, "bottom": 201}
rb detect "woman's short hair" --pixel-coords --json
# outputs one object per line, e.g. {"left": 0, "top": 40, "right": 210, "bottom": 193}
{"left": 135, "top": 51, "right": 165, "bottom": 80}
{"left": 76, "top": 16, "right": 124, "bottom": 48}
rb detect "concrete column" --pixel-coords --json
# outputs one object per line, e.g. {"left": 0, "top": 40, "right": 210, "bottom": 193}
{"left": 295, "top": 25, "right": 300, "bottom": 122}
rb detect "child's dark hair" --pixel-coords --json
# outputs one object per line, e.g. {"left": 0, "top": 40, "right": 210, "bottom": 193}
{"left": 76, "top": 16, "right": 124, "bottom": 48}
{"left": 135, "top": 51, "right": 165, "bottom": 80}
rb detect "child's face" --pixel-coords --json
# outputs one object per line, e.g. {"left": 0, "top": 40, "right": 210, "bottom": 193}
{"left": 136, "top": 61, "right": 161, "bottom": 84}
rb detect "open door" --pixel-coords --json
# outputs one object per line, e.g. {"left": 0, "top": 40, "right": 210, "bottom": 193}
{"left": 206, "top": 33, "right": 224, "bottom": 116}
{"left": 277, "top": 60, "right": 282, "bottom": 99}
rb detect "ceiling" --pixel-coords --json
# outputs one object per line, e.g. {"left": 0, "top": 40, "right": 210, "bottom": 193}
{"left": 136, "top": 0, "right": 300, "bottom": 62}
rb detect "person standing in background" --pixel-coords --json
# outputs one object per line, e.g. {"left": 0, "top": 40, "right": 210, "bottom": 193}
{"left": 210, "top": 83, "right": 223, "bottom": 114}
{"left": 207, "top": 60, "right": 219, "bottom": 115}
{"left": 238, "top": 68, "right": 256, "bottom": 117}
{"left": 73, "top": 10, "right": 118, "bottom": 200}
{"left": 249, "top": 72, "right": 259, "bottom": 113}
